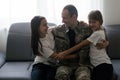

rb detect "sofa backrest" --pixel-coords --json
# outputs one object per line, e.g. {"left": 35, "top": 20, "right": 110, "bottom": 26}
{"left": 105, "top": 25, "right": 120, "bottom": 59}
{"left": 6, "top": 22, "right": 34, "bottom": 61}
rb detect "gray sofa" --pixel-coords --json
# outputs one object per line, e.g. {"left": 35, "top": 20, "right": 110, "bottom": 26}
{"left": 0, "top": 23, "right": 119, "bottom": 80}
{"left": 0, "top": 23, "right": 33, "bottom": 80}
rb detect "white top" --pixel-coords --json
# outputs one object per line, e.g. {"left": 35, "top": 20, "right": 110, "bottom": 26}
{"left": 87, "top": 29, "right": 111, "bottom": 67}
{"left": 33, "top": 29, "right": 56, "bottom": 65}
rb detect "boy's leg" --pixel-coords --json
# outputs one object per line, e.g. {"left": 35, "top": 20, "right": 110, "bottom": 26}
{"left": 91, "top": 63, "right": 113, "bottom": 80}
{"left": 75, "top": 66, "right": 91, "bottom": 80}
{"left": 55, "top": 66, "right": 73, "bottom": 80}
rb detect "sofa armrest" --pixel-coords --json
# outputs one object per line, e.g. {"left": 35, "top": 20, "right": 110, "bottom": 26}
{"left": 0, "top": 52, "right": 5, "bottom": 68}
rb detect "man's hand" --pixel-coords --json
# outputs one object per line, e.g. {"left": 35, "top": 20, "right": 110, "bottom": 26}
{"left": 79, "top": 21, "right": 88, "bottom": 26}
{"left": 96, "top": 40, "right": 109, "bottom": 49}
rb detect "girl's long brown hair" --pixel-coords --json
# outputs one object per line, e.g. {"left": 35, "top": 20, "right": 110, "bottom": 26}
{"left": 31, "top": 16, "right": 45, "bottom": 55}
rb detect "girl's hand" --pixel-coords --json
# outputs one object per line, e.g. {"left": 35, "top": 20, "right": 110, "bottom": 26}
{"left": 54, "top": 52, "right": 66, "bottom": 60}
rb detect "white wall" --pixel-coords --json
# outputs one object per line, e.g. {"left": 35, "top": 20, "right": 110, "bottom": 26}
{"left": 103, "top": 0, "right": 120, "bottom": 25}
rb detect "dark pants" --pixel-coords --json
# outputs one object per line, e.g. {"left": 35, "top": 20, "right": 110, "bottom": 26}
{"left": 91, "top": 63, "right": 113, "bottom": 80}
{"left": 31, "top": 63, "right": 56, "bottom": 80}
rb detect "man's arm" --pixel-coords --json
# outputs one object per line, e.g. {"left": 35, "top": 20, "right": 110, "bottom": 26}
{"left": 96, "top": 40, "right": 109, "bottom": 49}
{"left": 96, "top": 28, "right": 109, "bottom": 49}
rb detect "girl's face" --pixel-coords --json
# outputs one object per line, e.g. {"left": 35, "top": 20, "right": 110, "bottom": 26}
{"left": 39, "top": 18, "right": 48, "bottom": 37}
{"left": 89, "top": 19, "right": 101, "bottom": 31}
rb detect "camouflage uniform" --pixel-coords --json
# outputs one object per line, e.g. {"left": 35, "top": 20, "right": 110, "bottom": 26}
{"left": 52, "top": 22, "right": 93, "bottom": 80}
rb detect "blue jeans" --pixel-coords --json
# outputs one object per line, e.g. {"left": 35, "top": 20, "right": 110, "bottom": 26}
{"left": 31, "top": 63, "right": 56, "bottom": 80}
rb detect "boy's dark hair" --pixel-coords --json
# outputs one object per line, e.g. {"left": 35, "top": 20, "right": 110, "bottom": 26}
{"left": 63, "top": 4, "right": 78, "bottom": 18}
{"left": 88, "top": 10, "right": 103, "bottom": 25}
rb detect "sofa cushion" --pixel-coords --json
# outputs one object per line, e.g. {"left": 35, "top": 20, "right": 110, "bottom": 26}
{"left": 6, "top": 23, "right": 34, "bottom": 61}
{"left": 105, "top": 25, "right": 120, "bottom": 59}
{"left": 6, "top": 33, "right": 33, "bottom": 61}
{"left": 0, "top": 62, "right": 32, "bottom": 80}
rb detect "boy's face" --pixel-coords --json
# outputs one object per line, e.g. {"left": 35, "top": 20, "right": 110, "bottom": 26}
{"left": 88, "top": 19, "right": 101, "bottom": 31}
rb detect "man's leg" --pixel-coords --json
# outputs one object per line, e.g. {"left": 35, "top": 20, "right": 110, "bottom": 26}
{"left": 75, "top": 66, "right": 91, "bottom": 80}
{"left": 55, "top": 66, "right": 73, "bottom": 80}
{"left": 46, "top": 66, "right": 57, "bottom": 80}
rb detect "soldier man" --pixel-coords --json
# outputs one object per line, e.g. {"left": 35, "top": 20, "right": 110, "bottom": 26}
{"left": 52, "top": 4, "right": 93, "bottom": 80}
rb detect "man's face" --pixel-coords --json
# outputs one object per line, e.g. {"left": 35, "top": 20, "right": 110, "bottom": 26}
{"left": 62, "top": 9, "right": 73, "bottom": 27}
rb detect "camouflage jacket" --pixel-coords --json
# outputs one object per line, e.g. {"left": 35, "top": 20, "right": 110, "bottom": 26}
{"left": 52, "top": 22, "right": 93, "bottom": 66}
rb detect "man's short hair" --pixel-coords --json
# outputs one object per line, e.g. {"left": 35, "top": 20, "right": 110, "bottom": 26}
{"left": 63, "top": 4, "right": 78, "bottom": 18}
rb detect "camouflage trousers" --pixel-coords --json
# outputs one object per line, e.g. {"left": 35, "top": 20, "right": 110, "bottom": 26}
{"left": 55, "top": 66, "right": 91, "bottom": 80}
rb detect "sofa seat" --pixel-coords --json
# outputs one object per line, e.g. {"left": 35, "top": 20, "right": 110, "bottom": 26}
{"left": 112, "top": 60, "right": 120, "bottom": 80}
{"left": 0, "top": 62, "right": 32, "bottom": 80}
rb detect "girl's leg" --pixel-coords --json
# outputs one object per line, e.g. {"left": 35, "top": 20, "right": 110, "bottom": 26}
{"left": 31, "top": 63, "right": 47, "bottom": 80}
